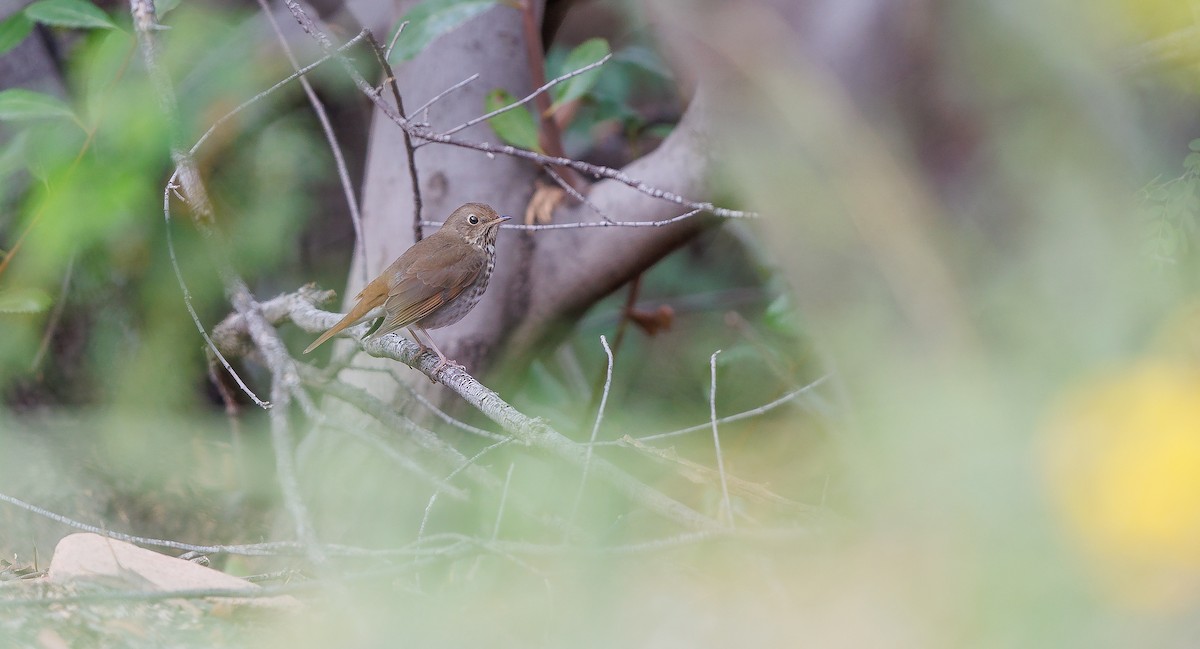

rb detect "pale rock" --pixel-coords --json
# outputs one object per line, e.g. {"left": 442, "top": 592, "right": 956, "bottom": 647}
{"left": 47, "top": 533, "right": 299, "bottom": 609}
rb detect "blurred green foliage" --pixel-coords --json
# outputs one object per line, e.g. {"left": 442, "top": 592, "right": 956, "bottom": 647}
{"left": 0, "top": 4, "right": 336, "bottom": 409}
{"left": 486, "top": 33, "right": 674, "bottom": 155}
{"left": 1140, "top": 138, "right": 1200, "bottom": 271}
{"left": 3, "top": 0, "right": 1200, "bottom": 646}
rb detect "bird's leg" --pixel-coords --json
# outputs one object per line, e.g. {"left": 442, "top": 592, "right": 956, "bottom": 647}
{"left": 415, "top": 326, "right": 462, "bottom": 375}
{"left": 405, "top": 327, "right": 431, "bottom": 353}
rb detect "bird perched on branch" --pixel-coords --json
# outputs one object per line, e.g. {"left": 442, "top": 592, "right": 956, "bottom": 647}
{"left": 304, "top": 202, "right": 510, "bottom": 373}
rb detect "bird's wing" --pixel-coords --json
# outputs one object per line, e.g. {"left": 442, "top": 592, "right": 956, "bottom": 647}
{"left": 372, "top": 237, "right": 485, "bottom": 338}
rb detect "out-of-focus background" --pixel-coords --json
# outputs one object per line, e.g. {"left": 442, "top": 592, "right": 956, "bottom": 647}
{"left": 3, "top": 0, "right": 1200, "bottom": 645}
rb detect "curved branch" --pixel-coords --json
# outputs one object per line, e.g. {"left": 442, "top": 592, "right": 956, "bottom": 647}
{"left": 216, "top": 290, "right": 725, "bottom": 533}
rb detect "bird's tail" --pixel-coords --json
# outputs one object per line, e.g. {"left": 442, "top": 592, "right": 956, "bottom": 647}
{"left": 303, "top": 303, "right": 380, "bottom": 354}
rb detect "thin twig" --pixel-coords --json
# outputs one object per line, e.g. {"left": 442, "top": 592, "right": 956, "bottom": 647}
{"left": 267, "top": 293, "right": 725, "bottom": 531}
{"left": 278, "top": 1, "right": 754, "bottom": 221}
{"left": 544, "top": 163, "right": 612, "bottom": 222}
{"left": 141, "top": 13, "right": 366, "bottom": 411}
{"left": 204, "top": 350, "right": 243, "bottom": 469}
{"left": 301, "top": 367, "right": 553, "bottom": 531}
{"left": 566, "top": 335, "right": 614, "bottom": 533}
{"left": 30, "top": 252, "right": 75, "bottom": 372}
{"left": 384, "top": 19, "right": 408, "bottom": 61}
{"left": 393, "top": 373, "right": 508, "bottom": 441}
{"left": 256, "top": 0, "right": 368, "bottom": 285}
{"left": 408, "top": 134, "right": 754, "bottom": 218}
{"left": 421, "top": 207, "right": 710, "bottom": 231}
{"left": 410, "top": 73, "right": 480, "bottom": 123}
{"left": 303, "top": 367, "right": 495, "bottom": 472}
{"left": 616, "top": 435, "right": 808, "bottom": 509}
{"left": 268, "top": 381, "right": 327, "bottom": 565}
{"left": 0, "top": 491, "right": 303, "bottom": 556}
{"left": 586, "top": 276, "right": 638, "bottom": 417}
{"left": 315, "top": 418, "right": 470, "bottom": 500}
{"left": 186, "top": 31, "right": 370, "bottom": 158}
{"left": 362, "top": 31, "right": 424, "bottom": 242}
{"left": 133, "top": 0, "right": 329, "bottom": 567}
{"left": 510, "top": 0, "right": 581, "bottom": 191}
{"left": 418, "top": 438, "right": 515, "bottom": 539}
{"left": 709, "top": 351, "right": 734, "bottom": 528}
{"left": 437, "top": 53, "right": 612, "bottom": 139}
{"left": 492, "top": 462, "right": 515, "bottom": 540}
{"left": 596, "top": 375, "right": 830, "bottom": 446}
{"left": 0, "top": 488, "right": 818, "bottom": 569}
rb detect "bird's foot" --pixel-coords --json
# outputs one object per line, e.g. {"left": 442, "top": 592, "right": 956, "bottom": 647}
{"left": 429, "top": 355, "right": 464, "bottom": 383}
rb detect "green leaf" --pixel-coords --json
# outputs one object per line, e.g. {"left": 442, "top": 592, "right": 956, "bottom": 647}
{"left": 0, "top": 288, "right": 52, "bottom": 314}
{"left": 24, "top": 0, "right": 115, "bottom": 30}
{"left": 644, "top": 123, "right": 675, "bottom": 139}
{"left": 0, "top": 89, "right": 76, "bottom": 122}
{"left": 548, "top": 37, "right": 610, "bottom": 112}
{"left": 1189, "top": 139, "right": 1200, "bottom": 153}
{"left": 484, "top": 89, "right": 540, "bottom": 152}
{"left": 387, "top": 0, "right": 499, "bottom": 62}
{"left": 0, "top": 129, "right": 30, "bottom": 177}
{"left": 1185, "top": 152, "right": 1200, "bottom": 174}
{"left": 0, "top": 12, "right": 33, "bottom": 57}
{"left": 154, "top": 0, "right": 181, "bottom": 16}
{"left": 612, "top": 44, "right": 673, "bottom": 80}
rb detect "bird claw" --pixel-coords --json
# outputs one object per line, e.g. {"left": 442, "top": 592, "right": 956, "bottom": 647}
{"left": 428, "top": 357, "right": 464, "bottom": 383}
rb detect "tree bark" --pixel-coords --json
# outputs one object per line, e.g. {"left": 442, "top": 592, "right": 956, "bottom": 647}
{"left": 335, "top": 0, "right": 721, "bottom": 405}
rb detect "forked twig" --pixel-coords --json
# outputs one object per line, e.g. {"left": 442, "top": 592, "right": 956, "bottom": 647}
{"left": 410, "top": 73, "right": 480, "bottom": 122}
{"left": 566, "top": 335, "right": 615, "bottom": 533}
{"left": 435, "top": 54, "right": 613, "bottom": 139}
{"left": 598, "top": 375, "right": 829, "bottom": 446}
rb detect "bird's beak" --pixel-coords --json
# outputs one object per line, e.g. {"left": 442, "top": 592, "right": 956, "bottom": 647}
{"left": 499, "top": 215, "right": 512, "bottom": 222}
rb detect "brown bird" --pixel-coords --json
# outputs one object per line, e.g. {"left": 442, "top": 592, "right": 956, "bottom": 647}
{"left": 304, "top": 202, "right": 510, "bottom": 371}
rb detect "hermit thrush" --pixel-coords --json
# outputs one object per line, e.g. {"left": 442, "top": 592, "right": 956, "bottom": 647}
{"left": 304, "top": 202, "right": 510, "bottom": 371}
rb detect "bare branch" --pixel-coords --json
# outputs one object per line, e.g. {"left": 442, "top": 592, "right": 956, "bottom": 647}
{"left": 436, "top": 53, "right": 613, "bottom": 139}
{"left": 235, "top": 291, "right": 724, "bottom": 532}
{"left": 421, "top": 207, "right": 709, "bottom": 231}
{"left": 361, "top": 31, "right": 425, "bottom": 242}
{"left": 132, "top": 0, "right": 328, "bottom": 565}
{"left": 384, "top": 19, "right": 408, "bottom": 61}
{"left": 394, "top": 375, "right": 508, "bottom": 441}
{"left": 709, "top": 350, "right": 734, "bottom": 528}
{"left": 267, "top": 381, "right": 326, "bottom": 565}
{"left": 277, "top": 0, "right": 753, "bottom": 221}
{"left": 256, "top": 0, "right": 368, "bottom": 285}
{"left": 600, "top": 375, "right": 829, "bottom": 446}
{"left": 410, "top": 73, "right": 480, "bottom": 123}
{"left": 543, "top": 163, "right": 614, "bottom": 223}
{"left": 186, "top": 31, "right": 369, "bottom": 158}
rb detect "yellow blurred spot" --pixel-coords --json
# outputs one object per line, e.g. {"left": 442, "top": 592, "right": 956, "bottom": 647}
{"left": 1043, "top": 360, "right": 1200, "bottom": 610}
{"left": 1116, "top": 0, "right": 1196, "bottom": 39}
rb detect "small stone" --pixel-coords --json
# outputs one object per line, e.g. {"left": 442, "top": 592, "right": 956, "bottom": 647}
{"left": 47, "top": 533, "right": 298, "bottom": 610}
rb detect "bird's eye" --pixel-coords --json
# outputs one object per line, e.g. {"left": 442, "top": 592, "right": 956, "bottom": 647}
{"left": 468, "top": 214, "right": 479, "bottom": 225}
